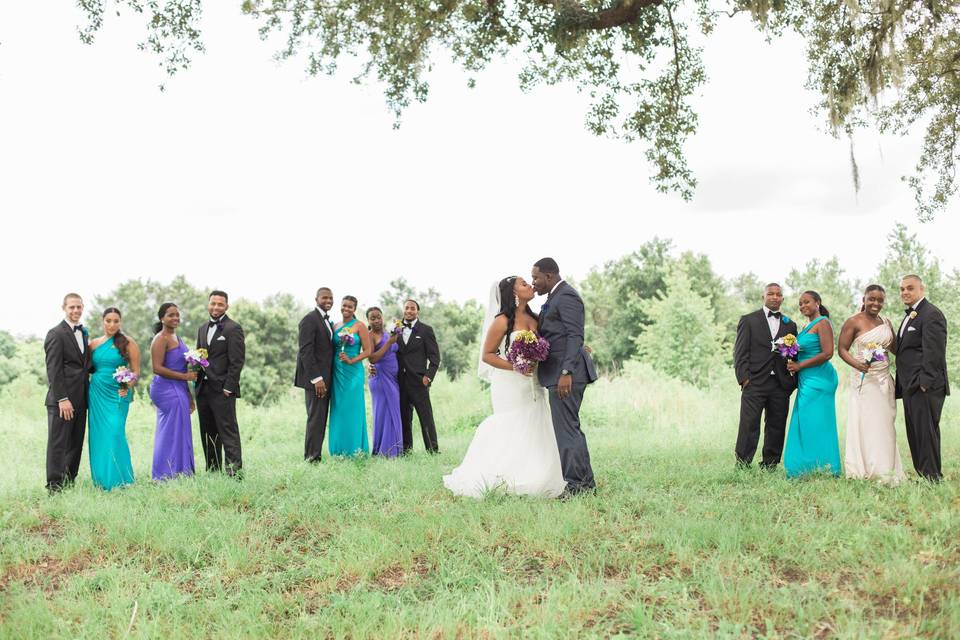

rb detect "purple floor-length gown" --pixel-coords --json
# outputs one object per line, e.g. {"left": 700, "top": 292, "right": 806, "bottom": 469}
{"left": 369, "top": 333, "right": 403, "bottom": 457}
{"left": 150, "top": 337, "right": 196, "bottom": 480}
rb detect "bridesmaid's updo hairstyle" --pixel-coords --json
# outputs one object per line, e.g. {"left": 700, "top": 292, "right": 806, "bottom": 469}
{"left": 860, "top": 284, "right": 885, "bottom": 312}
{"left": 102, "top": 307, "right": 131, "bottom": 362}
{"left": 154, "top": 302, "right": 178, "bottom": 334}
{"left": 803, "top": 290, "right": 829, "bottom": 318}
{"left": 365, "top": 306, "right": 382, "bottom": 331}
{"left": 342, "top": 295, "right": 358, "bottom": 307}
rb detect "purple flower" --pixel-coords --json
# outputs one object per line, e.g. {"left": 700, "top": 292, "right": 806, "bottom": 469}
{"left": 506, "top": 331, "right": 551, "bottom": 375}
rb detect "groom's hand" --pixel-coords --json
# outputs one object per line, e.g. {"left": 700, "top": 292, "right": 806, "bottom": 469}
{"left": 58, "top": 399, "right": 75, "bottom": 421}
{"left": 557, "top": 374, "right": 572, "bottom": 399}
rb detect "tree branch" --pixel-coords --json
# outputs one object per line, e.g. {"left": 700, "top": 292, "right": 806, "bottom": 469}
{"left": 544, "top": 0, "right": 663, "bottom": 31}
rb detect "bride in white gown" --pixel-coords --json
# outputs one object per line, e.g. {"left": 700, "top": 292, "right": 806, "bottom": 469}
{"left": 443, "top": 276, "right": 566, "bottom": 498}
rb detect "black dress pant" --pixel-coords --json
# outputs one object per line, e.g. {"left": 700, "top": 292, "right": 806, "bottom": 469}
{"left": 304, "top": 388, "right": 330, "bottom": 462}
{"left": 399, "top": 372, "right": 438, "bottom": 453}
{"left": 902, "top": 387, "right": 945, "bottom": 481}
{"left": 735, "top": 374, "right": 791, "bottom": 467}
{"left": 547, "top": 383, "right": 595, "bottom": 493}
{"left": 46, "top": 403, "right": 87, "bottom": 491}
{"left": 197, "top": 385, "right": 242, "bottom": 475}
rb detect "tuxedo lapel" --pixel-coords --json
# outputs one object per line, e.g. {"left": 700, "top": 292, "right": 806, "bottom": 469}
{"left": 60, "top": 321, "right": 83, "bottom": 360}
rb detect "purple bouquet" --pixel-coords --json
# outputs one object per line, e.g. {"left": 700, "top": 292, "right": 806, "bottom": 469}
{"left": 506, "top": 330, "right": 550, "bottom": 375}
{"left": 184, "top": 348, "right": 209, "bottom": 372}
{"left": 112, "top": 366, "right": 138, "bottom": 390}
{"left": 858, "top": 342, "right": 887, "bottom": 392}
{"left": 391, "top": 320, "right": 405, "bottom": 336}
{"left": 339, "top": 331, "right": 356, "bottom": 353}
{"left": 771, "top": 334, "right": 799, "bottom": 375}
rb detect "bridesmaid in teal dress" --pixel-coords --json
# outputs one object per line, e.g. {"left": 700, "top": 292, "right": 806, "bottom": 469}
{"left": 328, "top": 296, "right": 373, "bottom": 456}
{"left": 87, "top": 308, "right": 140, "bottom": 491}
{"left": 784, "top": 291, "right": 841, "bottom": 478}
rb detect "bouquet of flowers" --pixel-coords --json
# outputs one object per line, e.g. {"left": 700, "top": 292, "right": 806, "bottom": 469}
{"left": 391, "top": 320, "right": 405, "bottom": 337}
{"left": 339, "top": 327, "right": 357, "bottom": 352}
{"left": 183, "top": 348, "right": 209, "bottom": 372}
{"left": 858, "top": 342, "right": 887, "bottom": 392}
{"left": 771, "top": 334, "right": 799, "bottom": 375}
{"left": 506, "top": 330, "right": 550, "bottom": 375}
{"left": 112, "top": 366, "right": 138, "bottom": 390}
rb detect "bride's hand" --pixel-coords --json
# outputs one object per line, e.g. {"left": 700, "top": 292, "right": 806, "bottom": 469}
{"left": 854, "top": 361, "right": 870, "bottom": 373}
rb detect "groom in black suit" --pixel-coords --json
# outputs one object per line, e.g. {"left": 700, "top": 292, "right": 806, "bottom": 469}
{"left": 196, "top": 290, "right": 246, "bottom": 476}
{"left": 895, "top": 275, "right": 949, "bottom": 481}
{"left": 396, "top": 299, "right": 441, "bottom": 453}
{"left": 43, "top": 293, "right": 90, "bottom": 492}
{"left": 532, "top": 258, "right": 598, "bottom": 496}
{"left": 733, "top": 283, "right": 798, "bottom": 468}
{"left": 295, "top": 287, "right": 336, "bottom": 462}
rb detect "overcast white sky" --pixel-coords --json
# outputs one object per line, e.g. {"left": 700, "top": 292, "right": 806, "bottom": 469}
{"left": 1, "top": 3, "right": 956, "bottom": 337}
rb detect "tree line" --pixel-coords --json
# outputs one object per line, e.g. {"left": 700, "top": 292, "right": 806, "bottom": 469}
{"left": 1, "top": 224, "right": 955, "bottom": 399}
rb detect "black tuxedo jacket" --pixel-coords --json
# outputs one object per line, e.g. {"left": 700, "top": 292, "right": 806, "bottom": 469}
{"left": 895, "top": 298, "right": 950, "bottom": 398}
{"left": 196, "top": 315, "right": 246, "bottom": 397}
{"left": 733, "top": 309, "right": 798, "bottom": 391}
{"left": 44, "top": 320, "right": 90, "bottom": 407}
{"left": 396, "top": 320, "right": 441, "bottom": 381}
{"left": 295, "top": 309, "right": 334, "bottom": 389}
{"left": 537, "top": 281, "right": 598, "bottom": 388}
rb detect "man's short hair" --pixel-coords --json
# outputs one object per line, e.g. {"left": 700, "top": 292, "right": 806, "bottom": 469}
{"left": 764, "top": 282, "right": 782, "bottom": 291}
{"left": 405, "top": 299, "right": 420, "bottom": 311}
{"left": 209, "top": 290, "right": 229, "bottom": 302}
{"left": 902, "top": 274, "right": 924, "bottom": 285}
{"left": 62, "top": 293, "right": 82, "bottom": 306}
{"left": 316, "top": 287, "right": 332, "bottom": 297}
{"left": 533, "top": 257, "right": 560, "bottom": 275}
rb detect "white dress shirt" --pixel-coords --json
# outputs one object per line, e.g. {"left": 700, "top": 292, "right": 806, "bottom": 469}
{"left": 206, "top": 317, "right": 221, "bottom": 345}
{"left": 899, "top": 297, "right": 924, "bottom": 338}
{"left": 548, "top": 279, "right": 565, "bottom": 297}
{"left": 402, "top": 318, "right": 418, "bottom": 344}
{"left": 763, "top": 306, "right": 781, "bottom": 340}
{"left": 71, "top": 322, "right": 85, "bottom": 354}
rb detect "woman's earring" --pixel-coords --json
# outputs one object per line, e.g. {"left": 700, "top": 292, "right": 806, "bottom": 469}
{"left": 514, "top": 295, "right": 520, "bottom": 307}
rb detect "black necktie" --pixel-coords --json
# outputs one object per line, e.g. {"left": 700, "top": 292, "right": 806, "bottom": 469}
{"left": 767, "top": 311, "right": 781, "bottom": 319}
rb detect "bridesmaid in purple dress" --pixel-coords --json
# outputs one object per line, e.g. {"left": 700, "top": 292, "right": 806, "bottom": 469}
{"left": 366, "top": 308, "right": 404, "bottom": 457}
{"left": 149, "top": 303, "right": 197, "bottom": 480}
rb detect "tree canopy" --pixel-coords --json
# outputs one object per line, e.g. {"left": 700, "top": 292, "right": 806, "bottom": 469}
{"left": 73, "top": 0, "right": 959, "bottom": 218}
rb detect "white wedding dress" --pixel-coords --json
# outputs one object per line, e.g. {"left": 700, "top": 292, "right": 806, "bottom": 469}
{"left": 443, "top": 332, "right": 566, "bottom": 498}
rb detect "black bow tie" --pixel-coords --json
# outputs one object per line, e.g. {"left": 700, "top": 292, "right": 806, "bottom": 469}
{"left": 767, "top": 311, "right": 781, "bottom": 319}
{"left": 904, "top": 306, "right": 914, "bottom": 314}
{"left": 73, "top": 324, "right": 84, "bottom": 333}
{"left": 322, "top": 313, "right": 330, "bottom": 321}
{"left": 209, "top": 319, "right": 223, "bottom": 329}
{"left": 402, "top": 320, "right": 413, "bottom": 328}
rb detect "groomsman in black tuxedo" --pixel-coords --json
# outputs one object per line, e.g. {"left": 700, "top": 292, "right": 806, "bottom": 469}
{"left": 43, "top": 293, "right": 90, "bottom": 492}
{"left": 896, "top": 275, "right": 949, "bottom": 481}
{"left": 733, "top": 283, "right": 799, "bottom": 468}
{"left": 295, "top": 287, "right": 336, "bottom": 462}
{"left": 396, "top": 299, "right": 441, "bottom": 453}
{"left": 196, "top": 290, "right": 246, "bottom": 476}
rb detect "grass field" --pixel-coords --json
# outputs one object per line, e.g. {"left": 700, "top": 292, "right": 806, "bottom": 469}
{"left": 1, "top": 363, "right": 958, "bottom": 638}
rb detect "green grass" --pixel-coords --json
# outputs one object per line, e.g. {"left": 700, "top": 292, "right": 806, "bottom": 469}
{"left": 1, "top": 363, "right": 958, "bottom": 638}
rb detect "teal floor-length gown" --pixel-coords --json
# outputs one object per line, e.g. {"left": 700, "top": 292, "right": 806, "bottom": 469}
{"left": 328, "top": 318, "right": 369, "bottom": 456}
{"left": 784, "top": 316, "right": 841, "bottom": 478}
{"left": 88, "top": 336, "right": 135, "bottom": 490}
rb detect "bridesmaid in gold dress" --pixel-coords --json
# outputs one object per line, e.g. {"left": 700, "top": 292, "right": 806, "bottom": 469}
{"left": 837, "top": 284, "right": 906, "bottom": 485}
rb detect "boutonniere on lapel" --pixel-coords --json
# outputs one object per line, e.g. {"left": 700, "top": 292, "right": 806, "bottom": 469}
{"left": 780, "top": 315, "right": 791, "bottom": 324}
{"left": 81, "top": 327, "right": 90, "bottom": 339}
{"left": 909, "top": 311, "right": 918, "bottom": 320}
{"left": 338, "top": 325, "right": 357, "bottom": 353}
